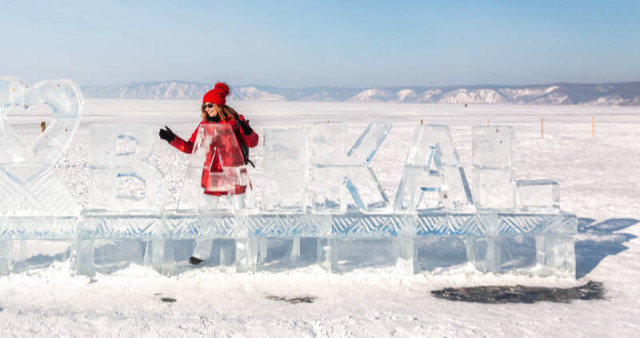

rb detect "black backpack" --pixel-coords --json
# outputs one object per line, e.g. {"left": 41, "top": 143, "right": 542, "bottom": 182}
{"left": 239, "top": 139, "right": 255, "bottom": 168}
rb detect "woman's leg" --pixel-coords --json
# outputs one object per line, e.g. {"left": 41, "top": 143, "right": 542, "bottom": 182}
{"left": 191, "top": 195, "right": 219, "bottom": 263}
{"left": 232, "top": 193, "right": 246, "bottom": 211}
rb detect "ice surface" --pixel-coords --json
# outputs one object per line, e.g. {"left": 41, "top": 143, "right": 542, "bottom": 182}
{"left": 261, "top": 128, "right": 308, "bottom": 212}
{"left": 88, "top": 124, "right": 166, "bottom": 212}
{"left": 311, "top": 122, "right": 391, "bottom": 213}
{"left": 176, "top": 124, "right": 250, "bottom": 212}
{"left": 516, "top": 179, "right": 560, "bottom": 211}
{"left": 394, "top": 125, "right": 473, "bottom": 212}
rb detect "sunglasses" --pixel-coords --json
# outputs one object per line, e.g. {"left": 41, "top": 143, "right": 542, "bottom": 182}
{"left": 202, "top": 103, "right": 216, "bottom": 109}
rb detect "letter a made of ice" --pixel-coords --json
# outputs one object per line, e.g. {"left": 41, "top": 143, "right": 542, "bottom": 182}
{"left": 394, "top": 124, "right": 473, "bottom": 212}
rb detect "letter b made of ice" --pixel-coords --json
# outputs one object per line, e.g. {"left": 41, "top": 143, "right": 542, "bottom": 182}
{"left": 311, "top": 122, "right": 391, "bottom": 213}
{"left": 89, "top": 125, "right": 166, "bottom": 212}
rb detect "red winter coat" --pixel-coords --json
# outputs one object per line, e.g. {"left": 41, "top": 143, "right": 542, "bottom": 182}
{"left": 170, "top": 115, "right": 259, "bottom": 196}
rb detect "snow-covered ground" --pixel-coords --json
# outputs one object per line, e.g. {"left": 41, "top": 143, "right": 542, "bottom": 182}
{"left": 1, "top": 100, "right": 639, "bottom": 336}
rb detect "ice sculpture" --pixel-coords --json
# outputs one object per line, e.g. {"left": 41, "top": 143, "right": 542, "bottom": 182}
{"left": 0, "top": 79, "right": 578, "bottom": 278}
{"left": 261, "top": 128, "right": 308, "bottom": 212}
{"left": 472, "top": 126, "right": 516, "bottom": 210}
{"left": 311, "top": 122, "right": 391, "bottom": 213}
{"left": 394, "top": 124, "right": 473, "bottom": 212}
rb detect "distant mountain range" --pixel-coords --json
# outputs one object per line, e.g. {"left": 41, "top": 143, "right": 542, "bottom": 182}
{"left": 82, "top": 81, "right": 640, "bottom": 106}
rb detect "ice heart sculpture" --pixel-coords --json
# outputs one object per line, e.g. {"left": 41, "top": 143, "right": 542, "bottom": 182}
{"left": 0, "top": 76, "right": 83, "bottom": 215}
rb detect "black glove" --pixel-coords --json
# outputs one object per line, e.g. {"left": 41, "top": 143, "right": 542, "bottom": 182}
{"left": 159, "top": 126, "right": 175, "bottom": 143}
{"left": 236, "top": 119, "right": 253, "bottom": 135}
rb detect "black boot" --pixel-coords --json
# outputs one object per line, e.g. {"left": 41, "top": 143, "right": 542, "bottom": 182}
{"left": 189, "top": 256, "right": 205, "bottom": 265}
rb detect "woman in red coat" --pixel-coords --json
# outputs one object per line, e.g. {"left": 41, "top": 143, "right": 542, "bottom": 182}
{"left": 159, "top": 82, "right": 258, "bottom": 265}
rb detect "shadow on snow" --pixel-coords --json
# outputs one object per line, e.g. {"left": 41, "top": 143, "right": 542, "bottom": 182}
{"left": 575, "top": 217, "right": 638, "bottom": 279}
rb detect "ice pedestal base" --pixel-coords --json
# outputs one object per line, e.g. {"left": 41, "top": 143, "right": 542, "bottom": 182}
{"left": 0, "top": 211, "right": 577, "bottom": 277}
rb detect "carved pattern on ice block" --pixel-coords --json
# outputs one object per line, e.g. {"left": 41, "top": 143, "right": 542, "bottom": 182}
{"left": 332, "top": 215, "right": 415, "bottom": 237}
{"left": 416, "top": 214, "right": 486, "bottom": 236}
{"left": 79, "top": 215, "right": 164, "bottom": 239}
{"left": 248, "top": 214, "right": 330, "bottom": 238}
{"left": 165, "top": 213, "right": 246, "bottom": 238}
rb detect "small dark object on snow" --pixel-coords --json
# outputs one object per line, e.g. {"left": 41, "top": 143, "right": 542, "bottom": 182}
{"left": 266, "top": 295, "right": 316, "bottom": 304}
{"left": 431, "top": 281, "right": 605, "bottom": 304}
{"left": 161, "top": 297, "right": 177, "bottom": 303}
{"left": 189, "top": 256, "right": 204, "bottom": 265}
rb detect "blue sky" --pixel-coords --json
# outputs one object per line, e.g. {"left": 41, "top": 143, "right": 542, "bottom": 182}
{"left": 1, "top": 0, "right": 639, "bottom": 87}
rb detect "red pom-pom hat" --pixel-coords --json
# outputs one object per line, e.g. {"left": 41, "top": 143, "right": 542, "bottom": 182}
{"left": 203, "top": 82, "right": 230, "bottom": 106}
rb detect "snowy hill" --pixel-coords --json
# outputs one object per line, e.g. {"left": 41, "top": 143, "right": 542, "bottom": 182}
{"left": 83, "top": 81, "right": 640, "bottom": 106}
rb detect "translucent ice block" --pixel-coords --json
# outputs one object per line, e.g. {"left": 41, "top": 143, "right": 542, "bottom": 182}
{"left": 312, "top": 123, "right": 391, "bottom": 213}
{"left": 346, "top": 123, "right": 392, "bottom": 165}
{"left": 89, "top": 124, "right": 166, "bottom": 212}
{"left": 516, "top": 179, "right": 560, "bottom": 212}
{"left": 535, "top": 235, "right": 575, "bottom": 277}
{"left": 261, "top": 128, "right": 308, "bottom": 212}
{"left": 394, "top": 125, "right": 473, "bottom": 212}
{"left": 395, "top": 165, "right": 445, "bottom": 211}
{"left": 472, "top": 126, "right": 515, "bottom": 169}
{"left": 405, "top": 124, "right": 462, "bottom": 167}
{"left": 311, "top": 122, "right": 346, "bottom": 165}
{"left": 473, "top": 169, "right": 515, "bottom": 210}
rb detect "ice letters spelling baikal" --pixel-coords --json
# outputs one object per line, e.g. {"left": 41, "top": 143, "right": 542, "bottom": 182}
{"left": 0, "top": 77, "right": 577, "bottom": 277}
{"left": 0, "top": 76, "right": 82, "bottom": 274}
